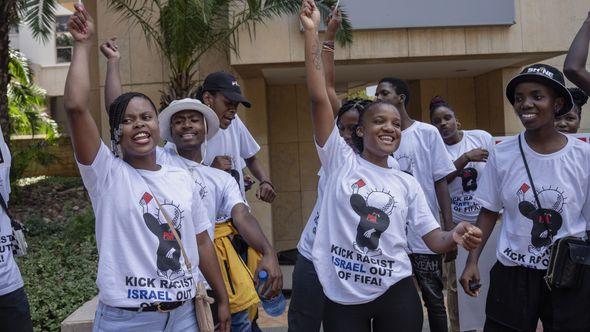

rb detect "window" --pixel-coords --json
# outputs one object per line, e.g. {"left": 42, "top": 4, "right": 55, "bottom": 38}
{"left": 55, "top": 16, "right": 72, "bottom": 63}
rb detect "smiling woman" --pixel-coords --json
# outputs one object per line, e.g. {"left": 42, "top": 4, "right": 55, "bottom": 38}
{"left": 460, "top": 64, "right": 590, "bottom": 332}
{"left": 62, "top": 4, "right": 231, "bottom": 332}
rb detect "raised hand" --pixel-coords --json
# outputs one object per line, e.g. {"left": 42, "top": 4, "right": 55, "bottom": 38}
{"left": 100, "top": 37, "right": 120, "bottom": 61}
{"left": 67, "top": 3, "right": 94, "bottom": 43}
{"left": 300, "top": 0, "right": 320, "bottom": 31}
{"left": 325, "top": 6, "right": 342, "bottom": 40}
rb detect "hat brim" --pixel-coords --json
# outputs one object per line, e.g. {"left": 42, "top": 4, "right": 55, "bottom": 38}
{"left": 159, "top": 99, "right": 220, "bottom": 143}
{"left": 506, "top": 73, "right": 574, "bottom": 116}
{"left": 221, "top": 91, "right": 252, "bottom": 108}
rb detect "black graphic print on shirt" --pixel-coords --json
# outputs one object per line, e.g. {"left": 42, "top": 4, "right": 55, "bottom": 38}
{"left": 350, "top": 179, "right": 395, "bottom": 257}
{"left": 460, "top": 168, "right": 478, "bottom": 192}
{"left": 516, "top": 183, "right": 564, "bottom": 249}
{"left": 140, "top": 192, "right": 186, "bottom": 281}
{"left": 394, "top": 153, "right": 414, "bottom": 176}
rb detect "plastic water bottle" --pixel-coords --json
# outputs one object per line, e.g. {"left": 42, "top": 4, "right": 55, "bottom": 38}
{"left": 257, "top": 270, "right": 286, "bottom": 317}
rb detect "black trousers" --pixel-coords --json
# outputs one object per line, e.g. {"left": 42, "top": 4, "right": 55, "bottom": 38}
{"left": 287, "top": 253, "right": 325, "bottom": 332}
{"left": 0, "top": 287, "right": 33, "bottom": 332}
{"left": 484, "top": 261, "right": 590, "bottom": 332}
{"left": 410, "top": 253, "right": 448, "bottom": 332}
{"left": 323, "top": 277, "right": 423, "bottom": 332}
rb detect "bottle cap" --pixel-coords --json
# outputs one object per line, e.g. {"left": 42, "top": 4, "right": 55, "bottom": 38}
{"left": 258, "top": 270, "right": 268, "bottom": 280}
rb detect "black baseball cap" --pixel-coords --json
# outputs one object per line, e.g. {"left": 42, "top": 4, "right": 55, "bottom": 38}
{"left": 202, "top": 71, "right": 251, "bottom": 108}
{"left": 505, "top": 64, "right": 573, "bottom": 116}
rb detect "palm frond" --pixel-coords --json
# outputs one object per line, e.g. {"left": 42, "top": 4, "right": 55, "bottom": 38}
{"left": 105, "top": 0, "right": 164, "bottom": 50}
{"left": 22, "top": 0, "right": 57, "bottom": 43}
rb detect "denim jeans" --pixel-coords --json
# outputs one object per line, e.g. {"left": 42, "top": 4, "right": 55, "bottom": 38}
{"left": 287, "top": 253, "right": 326, "bottom": 332}
{"left": 231, "top": 309, "right": 252, "bottom": 332}
{"left": 410, "top": 253, "right": 448, "bottom": 332}
{"left": 0, "top": 287, "right": 33, "bottom": 332}
{"left": 92, "top": 300, "right": 198, "bottom": 332}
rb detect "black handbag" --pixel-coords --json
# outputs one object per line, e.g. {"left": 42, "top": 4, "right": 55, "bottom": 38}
{"left": 518, "top": 134, "right": 590, "bottom": 289}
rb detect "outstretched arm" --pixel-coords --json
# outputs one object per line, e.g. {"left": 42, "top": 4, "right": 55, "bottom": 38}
{"left": 100, "top": 37, "right": 123, "bottom": 111}
{"left": 196, "top": 232, "right": 230, "bottom": 332}
{"left": 231, "top": 203, "right": 282, "bottom": 297}
{"left": 322, "top": 6, "right": 342, "bottom": 116}
{"left": 301, "top": 0, "right": 334, "bottom": 147}
{"left": 422, "top": 221, "right": 482, "bottom": 254}
{"left": 63, "top": 3, "right": 101, "bottom": 165}
{"left": 564, "top": 12, "right": 590, "bottom": 94}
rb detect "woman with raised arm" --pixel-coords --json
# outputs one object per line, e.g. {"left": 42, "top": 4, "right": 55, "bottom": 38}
{"left": 299, "top": 1, "right": 481, "bottom": 331}
{"left": 460, "top": 64, "right": 590, "bottom": 331}
{"left": 63, "top": 4, "right": 230, "bottom": 331}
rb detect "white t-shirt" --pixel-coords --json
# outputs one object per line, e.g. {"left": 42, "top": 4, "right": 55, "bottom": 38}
{"left": 445, "top": 130, "right": 493, "bottom": 223}
{"left": 393, "top": 121, "right": 455, "bottom": 254}
{"left": 311, "top": 127, "right": 439, "bottom": 304}
{"left": 202, "top": 115, "right": 260, "bottom": 200}
{"left": 476, "top": 133, "right": 590, "bottom": 270}
{"left": 298, "top": 158, "right": 399, "bottom": 261}
{"left": 0, "top": 133, "right": 23, "bottom": 296}
{"left": 158, "top": 145, "right": 245, "bottom": 239}
{"left": 78, "top": 143, "right": 211, "bottom": 307}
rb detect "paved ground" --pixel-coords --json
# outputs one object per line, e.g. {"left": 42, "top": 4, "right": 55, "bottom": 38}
{"left": 257, "top": 297, "right": 434, "bottom": 332}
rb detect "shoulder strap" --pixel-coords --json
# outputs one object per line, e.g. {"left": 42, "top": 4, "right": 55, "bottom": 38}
{"left": 0, "top": 192, "right": 11, "bottom": 219}
{"left": 518, "top": 134, "right": 543, "bottom": 209}
{"left": 151, "top": 193, "right": 193, "bottom": 272}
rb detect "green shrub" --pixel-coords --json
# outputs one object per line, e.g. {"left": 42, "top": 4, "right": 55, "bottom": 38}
{"left": 20, "top": 208, "right": 98, "bottom": 332}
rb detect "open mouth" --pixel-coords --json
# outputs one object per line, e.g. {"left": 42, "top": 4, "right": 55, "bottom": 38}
{"left": 519, "top": 113, "right": 538, "bottom": 120}
{"left": 378, "top": 135, "right": 395, "bottom": 144}
{"left": 181, "top": 133, "right": 197, "bottom": 139}
{"left": 132, "top": 131, "right": 151, "bottom": 144}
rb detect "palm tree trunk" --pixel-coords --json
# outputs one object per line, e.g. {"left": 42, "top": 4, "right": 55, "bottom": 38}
{"left": 0, "top": 0, "right": 17, "bottom": 146}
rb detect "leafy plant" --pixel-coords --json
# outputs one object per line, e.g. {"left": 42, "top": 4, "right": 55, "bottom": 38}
{"left": 8, "top": 48, "right": 58, "bottom": 138}
{"left": 105, "top": 0, "right": 353, "bottom": 106}
{"left": 1, "top": 0, "right": 59, "bottom": 144}
{"left": 20, "top": 209, "right": 98, "bottom": 332}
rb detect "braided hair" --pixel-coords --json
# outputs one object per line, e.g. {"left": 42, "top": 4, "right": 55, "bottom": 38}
{"left": 568, "top": 87, "right": 588, "bottom": 117}
{"left": 428, "top": 95, "right": 454, "bottom": 118}
{"left": 336, "top": 98, "right": 372, "bottom": 153}
{"left": 350, "top": 100, "right": 398, "bottom": 153}
{"left": 108, "top": 92, "right": 157, "bottom": 157}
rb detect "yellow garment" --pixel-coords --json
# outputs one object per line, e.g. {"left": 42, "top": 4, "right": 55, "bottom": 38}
{"left": 214, "top": 222, "right": 260, "bottom": 314}
{"left": 246, "top": 244, "right": 262, "bottom": 321}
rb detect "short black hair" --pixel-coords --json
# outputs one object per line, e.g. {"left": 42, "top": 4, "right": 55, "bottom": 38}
{"left": 378, "top": 77, "right": 410, "bottom": 107}
{"left": 108, "top": 92, "right": 157, "bottom": 156}
{"left": 351, "top": 100, "right": 398, "bottom": 153}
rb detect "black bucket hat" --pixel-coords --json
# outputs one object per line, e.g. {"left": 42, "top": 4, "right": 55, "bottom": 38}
{"left": 202, "top": 71, "right": 251, "bottom": 108}
{"left": 505, "top": 64, "right": 573, "bottom": 116}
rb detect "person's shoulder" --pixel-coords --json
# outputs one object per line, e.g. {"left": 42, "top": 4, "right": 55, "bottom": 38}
{"left": 466, "top": 129, "right": 493, "bottom": 140}
{"left": 568, "top": 134, "right": 590, "bottom": 153}
{"left": 415, "top": 121, "right": 439, "bottom": 134}
{"left": 493, "top": 134, "right": 518, "bottom": 152}
{"left": 199, "top": 164, "right": 234, "bottom": 182}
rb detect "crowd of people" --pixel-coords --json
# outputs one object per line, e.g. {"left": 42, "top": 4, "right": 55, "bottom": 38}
{"left": 3, "top": 1, "right": 590, "bottom": 331}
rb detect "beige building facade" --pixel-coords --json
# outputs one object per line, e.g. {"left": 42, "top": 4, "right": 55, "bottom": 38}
{"left": 87, "top": 0, "right": 590, "bottom": 250}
